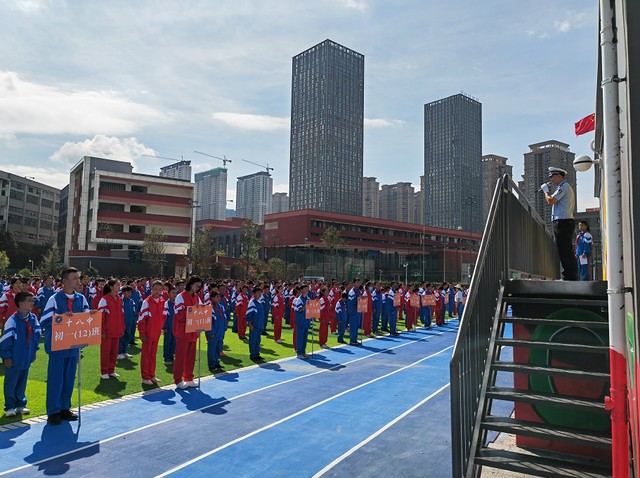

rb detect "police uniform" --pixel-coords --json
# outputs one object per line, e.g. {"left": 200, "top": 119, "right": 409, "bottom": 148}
{"left": 543, "top": 167, "right": 578, "bottom": 281}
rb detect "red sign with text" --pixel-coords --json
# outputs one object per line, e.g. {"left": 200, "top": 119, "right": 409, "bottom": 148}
{"left": 393, "top": 294, "right": 401, "bottom": 307}
{"left": 421, "top": 295, "right": 436, "bottom": 307}
{"left": 186, "top": 305, "right": 213, "bottom": 333}
{"left": 306, "top": 300, "right": 321, "bottom": 319}
{"left": 410, "top": 295, "right": 420, "bottom": 308}
{"left": 52, "top": 312, "right": 102, "bottom": 351}
{"left": 357, "top": 296, "right": 368, "bottom": 313}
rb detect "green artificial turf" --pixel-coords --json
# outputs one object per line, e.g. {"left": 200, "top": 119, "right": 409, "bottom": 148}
{"left": 0, "top": 311, "right": 456, "bottom": 425}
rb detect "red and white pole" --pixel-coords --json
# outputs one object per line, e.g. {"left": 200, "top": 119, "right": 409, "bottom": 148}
{"left": 599, "top": 0, "right": 629, "bottom": 476}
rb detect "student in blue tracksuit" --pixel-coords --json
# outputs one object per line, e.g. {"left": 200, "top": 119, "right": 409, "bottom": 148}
{"left": 372, "top": 284, "right": 381, "bottom": 334}
{"left": 207, "top": 291, "right": 225, "bottom": 371}
{"left": 246, "top": 287, "right": 264, "bottom": 361}
{"left": 283, "top": 285, "right": 291, "bottom": 325}
{"left": 231, "top": 286, "right": 239, "bottom": 333}
{"left": 162, "top": 287, "right": 178, "bottom": 365}
{"left": 260, "top": 288, "right": 270, "bottom": 337}
{"left": 575, "top": 220, "right": 593, "bottom": 281}
{"left": 294, "top": 285, "right": 310, "bottom": 358}
{"left": 387, "top": 283, "right": 399, "bottom": 336}
{"left": 380, "top": 287, "right": 389, "bottom": 331}
{"left": 35, "top": 276, "right": 56, "bottom": 317}
{"left": 118, "top": 286, "right": 137, "bottom": 358}
{"left": 40, "top": 267, "right": 92, "bottom": 426}
{"left": 335, "top": 292, "right": 348, "bottom": 343}
{"left": 0, "top": 291, "right": 41, "bottom": 416}
{"left": 347, "top": 279, "right": 362, "bottom": 346}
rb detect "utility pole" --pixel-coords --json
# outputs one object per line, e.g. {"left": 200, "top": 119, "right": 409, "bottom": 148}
{"left": 463, "top": 196, "right": 477, "bottom": 280}
{"left": 185, "top": 200, "right": 201, "bottom": 276}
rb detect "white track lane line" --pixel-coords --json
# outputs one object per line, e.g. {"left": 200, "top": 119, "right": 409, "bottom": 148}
{"left": 0, "top": 327, "right": 456, "bottom": 477}
{"left": 312, "top": 382, "right": 451, "bottom": 477}
{"left": 156, "top": 344, "right": 454, "bottom": 477}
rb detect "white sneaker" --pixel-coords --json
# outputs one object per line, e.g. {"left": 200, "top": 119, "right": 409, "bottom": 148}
{"left": 109, "top": 372, "right": 120, "bottom": 378}
{"left": 151, "top": 377, "right": 162, "bottom": 383}
{"left": 142, "top": 379, "right": 154, "bottom": 385}
{"left": 275, "top": 339, "right": 284, "bottom": 344}
{"left": 101, "top": 374, "right": 110, "bottom": 380}
{"left": 116, "top": 354, "right": 125, "bottom": 360}
{"left": 5, "top": 409, "right": 16, "bottom": 417}
{"left": 125, "top": 353, "right": 133, "bottom": 359}
{"left": 297, "top": 354, "right": 306, "bottom": 359}
{"left": 187, "top": 380, "right": 198, "bottom": 388}
{"left": 16, "top": 407, "right": 30, "bottom": 415}
{"left": 176, "top": 381, "right": 188, "bottom": 389}
{"left": 321, "top": 344, "right": 329, "bottom": 349}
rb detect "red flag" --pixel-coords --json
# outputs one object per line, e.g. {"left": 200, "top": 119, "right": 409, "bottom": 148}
{"left": 575, "top": 113, "right": 595, "bottom": 136}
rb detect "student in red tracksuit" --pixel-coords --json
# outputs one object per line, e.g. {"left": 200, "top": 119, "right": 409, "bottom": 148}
{"left": 0, "top": 276, "right": 22, "bottom": 331}
{"left": 235, "top": 285, "right": 249, "bottom": 340}
{"left": 138, "top": 281, "right": 165, "bottom": 385}
{"left": 329, "top": 286, "right": 338, "bottom": 334}
{"left": 290, "top": 286, "right": 300, "bottom": 351}
{"left": 97, "top": 279, "right": 125, "bottom": 379}
{"left": 434, "top": 287, "right": 444, "bottom": 326}
{"left": 363, "top": 285, "right": 373, "bottom": 337}
{"left": 318, "top": 287, "right": 330, "bottom": 349}
{"left": 272, "top": 284, "right": 285, "bottom": 344}
{"left": 173, "top": 276, "right": 202, "bottom": 389}
{"left": 397, "top": 284, "right": 405, "bottom": 321}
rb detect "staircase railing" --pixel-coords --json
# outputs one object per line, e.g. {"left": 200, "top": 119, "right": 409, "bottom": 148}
{"left": 450, "top": 174, "right": 560, "bottom": 477}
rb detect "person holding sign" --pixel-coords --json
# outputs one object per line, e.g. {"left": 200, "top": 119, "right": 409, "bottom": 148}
{"left": 138, "top": 281, "right": 166, "bottom": 385}
{"left": 271, "top": 284, "right": 285, "bottom": 344}
{"left": 207, "top": 291, "right": 225, "bottom": 370}
{"left": 246, "top": 286, "right": 265, "bottom": 361}
{"left": 97, "top": 279, "right": 125, "bottom": 379}
{"left": 318, "top": 287, "right": 330, "bottom": 349}
{"left": 40, "top": 267, "right": 92, "bottom": 426}
{"left": 362, "top": 284, "right": 373, "bottom": 337}
{"left": 1, "top": 291, "right": 41, "bottom": 417}
{"left": 173, "top": 276, "right": 202, "bottom": 389}
{"left": 347, "top": 279, "right": 362, "bottom": 346}
{"left": 294, "top": 284, "right": 310, "bottom": 358}
{"left": 335, "top": 292, "right": 348, "bottom": 343}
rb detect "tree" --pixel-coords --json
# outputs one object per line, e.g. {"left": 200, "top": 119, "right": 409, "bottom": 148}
{"left": 321, "top": 226, "right": 348, "bottom": 280}
{"left": 18, "top": 268, "right": 32, "bottom": 276}
{"left": 268, "top": 258, "right": 286, "bottom": 280}
{"left": 96, "top": 223, "right": 115, "bottom": 246}
{"left": 84, "top": 266, "right": 100, "bottom": 277}
{"left": 189, "top": 226, "right": 215, "bottom": 277}
{"left": 240, "top": 218, "right": 262, "bottom": 278}
{"left": 230, "top": 261, "right": 246, "bottom": 280}
{"left": 142, "top": 227, "right": 167, "bottom": 277}
{"left": 0, "top": 231, "right": 18, "bottom": 263}
{"left": 0, "top": 251, "right": 9, "bottom": 275}
{"left": 210, "top": 262, "right": 226, "bottom": 279}
{"left": 35, "top": 243, "right": 64, "bottom": 278}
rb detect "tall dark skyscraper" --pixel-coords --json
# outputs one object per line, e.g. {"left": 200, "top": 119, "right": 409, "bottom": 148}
{"left": 424, "top": 93, "right": 483, "bottom": 234}
{"left": 289, "top": 39, "right": 364, "bottom": 216}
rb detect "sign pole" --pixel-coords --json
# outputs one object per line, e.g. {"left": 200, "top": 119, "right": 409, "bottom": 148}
{"left": 311, "top": 318, "right": 314, "bottom": 357}
{"left": 198, "top": 332, "right": 201, "bottom": 389}
{"left": 74, "top": 344, "right": 87, "bottom": 426}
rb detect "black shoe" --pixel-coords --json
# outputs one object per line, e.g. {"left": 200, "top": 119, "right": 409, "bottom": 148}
{"left": 250, "top": 356, "right": 263, "bottom": 361}
{"left": 349, "top": 342, "right": 358, "bottom": 346}
{"left": 381, "top": 328, "right": 389, "bottom": 332}
{"left": 48, "top": 413, "right": 62, "bottom": 426}
{"left": 337, "top": 339, "right": 346, "bottom": 344}
{"left": 261, "top": 332, "right": 268, "bottom": 336}
{"left": 60, "top": 409, "right": 78, "bottom": 421}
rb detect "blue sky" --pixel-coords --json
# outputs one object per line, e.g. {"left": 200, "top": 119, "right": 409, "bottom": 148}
{"left": 0, "top": 0, "right": 598, "bottom": 211}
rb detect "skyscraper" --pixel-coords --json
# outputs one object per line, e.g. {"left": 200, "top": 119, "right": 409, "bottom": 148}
{"left": 272, "top": 192, "right": 290, "bottom": 214}
{"left": 424, "top": 93, "right": 483, "bottom": 233}
{"left": 159, "top": 160, "right": 192, "bottom": 181}
{"left": 362, "top": 177, "right": 380, "bottom": 219}
{"left": 289, "top": 39, "right": 365, "bottom": 216}
{"left": 195, "top": 167, "right": 227, "bottom": 221}
{"left": 236, "top": 171, "right": 273, "bottom": 224}
{"left": 481, "top": 154, "right": 512, "bottom": 223}
{"left": 523, "top": 140, "right": 576, "bottom": 230}
{"left": 415, "top": 175, "right": 425, "bottom": 225}
{"left": 380, "top": 182, "right": 415, "bottom": 224}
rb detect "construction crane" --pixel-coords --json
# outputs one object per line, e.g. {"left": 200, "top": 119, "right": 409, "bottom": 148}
{"left": 193, "top": 151, "right": 232, "bottom": 167}
{"left": 141, "top": 154, "right": 187, "bottom": 162}
{"left": 242, "top": 159, "right": 273, "bottom": 175}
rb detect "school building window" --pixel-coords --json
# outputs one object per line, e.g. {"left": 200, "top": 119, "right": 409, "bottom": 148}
{"left": 8, "top": 206, "right": 22, "bottom": 214}
{"left": 131, "top": 185, "right": 147, "bottom": 193}
{"left": 26, "top": 194, "right": 39, "bottom": 205}
{"left": 25, "top": 210, "right": 38, "bottom": 217}
{"left": 40, "top": 220, "right": 52, "bottom": 229}
{"left": 24, "top": 218, "right": 37, "bottom": 227}
{"left": 41, "top": 198, "right": 53, "bottom": 208}
{"left": 8, "top": 214, "right": 21, "bottom": 224}
{"left": 99, "top": 181, "right": 126, "bottom": 191}
{"left": 9, "top": 190, "right": 23, "bottom": 201}
{"left": 98, "top": 202, "right": 125, "bottom": 212}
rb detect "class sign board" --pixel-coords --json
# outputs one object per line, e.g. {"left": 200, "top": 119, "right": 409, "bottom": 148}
{"left": 421, "top": 295, "right": 436, "bottom": 307}
{"left": 52, "top": 312, "right": 102, "bottom": 351}
{"left": 357, "top": 296, "right": 368, "bottom": 313}
{"left": 410, "top": 295, "right": 420, "bottom": 308}
{"left": 393, "top": 294, "right": 401, "bottom": 307}
{"left": 306, "top": 300, "right": 321, "bottom": 319}
{"left": 186, "top": 305, "right": 213, "bottom": 333}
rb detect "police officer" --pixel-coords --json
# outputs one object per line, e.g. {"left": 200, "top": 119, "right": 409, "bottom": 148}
{"left": 540, "top": 167, "right": 578, "bottom": 280}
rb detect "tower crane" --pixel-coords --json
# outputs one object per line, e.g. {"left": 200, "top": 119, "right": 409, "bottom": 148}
{"left": 142, "top": 154, "right": 187, "bottom": 162}
{"left": 193, "top": 151, "right": 232, "bottom": 167}
{"left": 241, "top": 159, "right": 273, "bottom": 175}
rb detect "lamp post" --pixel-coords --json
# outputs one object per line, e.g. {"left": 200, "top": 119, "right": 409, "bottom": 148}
{"left": 457, "top": 226, "right": 463, "bottom": 282}
{"left": 304, "top": 237, "right": 308, "bottom": 276}
{"left": 379, "top": 269, "right": 383, "bottom": 283}
{"left": 403, "top": 263, "right": 408, "bottom": 288}
{"left": 441, "top": 241, "right": 449, "bottom": 282}
{"left": 29, "top": 260, "right": 34, "bottom": 274}
{"left": 185, "top": 200, "right": 201, "bottom": 276}
{"left": 421, "top": 224, "right": 425, "bottom": 282}
{"left": 463, "top": 196, "right": 478, "bottom": 280}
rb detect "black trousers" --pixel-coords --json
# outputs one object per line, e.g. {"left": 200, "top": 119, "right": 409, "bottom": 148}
{"left": 553, "top": 219, "right": 578, "bottom": 281}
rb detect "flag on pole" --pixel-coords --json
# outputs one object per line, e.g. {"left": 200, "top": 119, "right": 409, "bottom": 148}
{"left": 575, "top": 113, "right": 595, "bottom": 136}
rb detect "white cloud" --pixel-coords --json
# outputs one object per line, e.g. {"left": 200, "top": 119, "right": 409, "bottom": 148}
{"left": 273, "top": 183, "right": 289, "bottom": 194}
{"left": 555, "top": 20, "right": 571, "bottom": 32}
{"left": 364, "top": 118, "right": 405, "bottom": 128}
{"left": 212, "top": 112, "right": 290, "bottom": 132}
{"left": 338, "top": 0, "right": 366, "bottom": 11}
{"left": 49, "top": 135, "right": 157, "bottom": 168}
{"left": 227, "top": 189, "right": 236, "bottom": 206}
{"left": 3, "top": 164, "right": 70, "bottom": 191}
{"left": 0, "top": 71, "right": 166, "bottom": 136}
{"left": 555, "top": 12, "right": 589, "bottom": 33}
{"left": 11, "top": 0, "right": 44, "bottom": 12}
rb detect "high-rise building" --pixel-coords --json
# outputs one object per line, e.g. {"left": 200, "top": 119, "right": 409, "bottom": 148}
{"left": 289, "top": 39, "right": 365, "bottom": 216}
{"left": 415, "top": 175, "right": 425, "bottom": 225}
{"left": 195, "top": 167, "right": 227, "bottom": 222}
{"left": 0, "top": 170, "right": 61, "bottom": 245}
{"left": 362, "top": 177, "right": 379, "bottom": 218}
{"left": 424, "top": 93, "right": 483, "bottom": 233}
{"left": 236, "top": 171, "right": 273, "bottom": 224}
{"left": 481, "top": 155, "right": 512, "bottom": 223}
{"left": 159, "top": 160, "right": 192, "bottom": 181}
{"left": 380, "top": 182, "right": 415, "bottom": 224}
{"left": 272, "top": 192, "right": 290, "bottom": 214}
{"left": 523, "top": 140, "right": 576, "bottom": 230}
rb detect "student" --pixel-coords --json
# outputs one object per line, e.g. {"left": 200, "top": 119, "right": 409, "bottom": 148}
{"left": 80, "top": 274, "right": 92, "bottom": 304}
{"left": 318, "top": 287, "right": 330, "bottom": 349}
{"left": 35, "top": 276, "right": 56, "bottom": 317}
{"left": 272, "top": 284, "right": 285, "bottom": 344}
{"left": 576, "top": 220, "right": 593, "bottom": 281}
{"left": 0, "top": 276, "right": 23, "bottom": 331}
{"left": 335, "top": 292, "right": 348, "bottom": 344}
{"left": 260, "top": 286, "right": 270, "bottom": 337}
{"left": 434, "top": 287, "right": 443, "bottom": 326}
{"left": 173, "top": 276, "right": 202, "bottom": 389}
{"left": 235, "top": 284, "right": 249, "bottom": 340}
{"left": 454, "top": 285, "right": 465, "bottom": 319}
{"left": 0, "top": 291, "right": 41, "bottom": 417}
{"left": 162, "top": 286, "right": 178, "bottom": 365}
{"left": 97, "top": 279, "right": 125, "bottom": 379}
{"left": 363, "top": 284, "right": 373, "bottom": 338}
{"left": 246, "top": 286, "right": 265, "bottom": 361}
{"left": 380, "top": 286, "right": 389, "bottom": 332}
{"left": 40, "top": 267, "right": 92, "bottom": 425}
{"left": 90, "top": 278, "right": 105, "bottom": 310}
{"left": 347, "top": 279, "right": 362, "bottom": 346}
{"left": 207, "top": 291, "right": 225, "bottom": 371}
{"left": 387, "top": 284, "right": 399, "bottom": 336}
{"left": 117, "top": 286, "right": 136, "bottom": 359}
{"left": 138, "top": 281, "right": 165, "bottom": 385}
{"left": 293, "top": 284, "right": 311, "bottom": 358}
